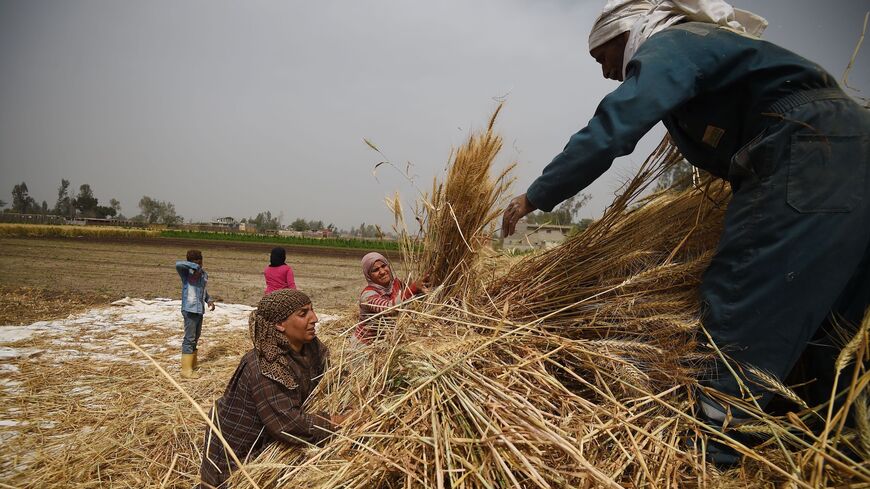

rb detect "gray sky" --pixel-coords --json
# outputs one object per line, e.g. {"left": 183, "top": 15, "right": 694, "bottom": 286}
{"left": 1, "top": 0, "right": 868, "bottom": 230}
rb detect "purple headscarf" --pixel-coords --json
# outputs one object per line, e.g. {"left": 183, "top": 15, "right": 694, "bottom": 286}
{"left": 361, "top": 252, "right": 395, "bottom": 295}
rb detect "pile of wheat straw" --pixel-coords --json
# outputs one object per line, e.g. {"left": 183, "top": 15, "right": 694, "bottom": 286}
{"left": 226, "top": 126, "right": 868, "bottom": 487}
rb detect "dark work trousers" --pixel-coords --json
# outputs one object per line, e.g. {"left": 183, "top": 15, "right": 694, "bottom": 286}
{"left": 697, "top": 89, "right": 870, "bottom": 423}
{"left": 182, "top": 310, "right": 204, "bottom": 354}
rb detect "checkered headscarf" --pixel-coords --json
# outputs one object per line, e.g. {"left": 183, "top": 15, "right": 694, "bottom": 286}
{"left": 249, "top": 289, "right": 312, "bottom": 389}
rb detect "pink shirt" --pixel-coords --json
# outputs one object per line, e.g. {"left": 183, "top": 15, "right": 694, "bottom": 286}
{"left": 263, "top": 264, "right": 297, "bottom": 294}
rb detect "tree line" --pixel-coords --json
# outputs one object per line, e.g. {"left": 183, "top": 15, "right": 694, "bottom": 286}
{"left": 4, "top": 180, "right": 180, "bottom": 225}
{"left": 2, "top": 181, "right": 373, "bottom": 235}
{"left": 242, "top": 212, "right": 380, "bottom": 237}
{"left": 9, "top": 179, "right": 599, "bottom": 238}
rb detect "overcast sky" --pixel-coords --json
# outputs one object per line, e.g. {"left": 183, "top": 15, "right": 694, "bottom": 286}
{"left": 1, "top": 0, "right": 868, "bottom": 230}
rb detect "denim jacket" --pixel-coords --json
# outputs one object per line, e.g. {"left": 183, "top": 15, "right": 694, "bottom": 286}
{"left": 176, "top": 261, "right": 211, "bottom": 314}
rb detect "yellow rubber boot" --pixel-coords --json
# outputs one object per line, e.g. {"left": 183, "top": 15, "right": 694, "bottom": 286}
{"left": 192, "top": 351, "right": 198, "bottom": 370}
{"left": 181, "top": 353, "right": 198, "bottom": 379}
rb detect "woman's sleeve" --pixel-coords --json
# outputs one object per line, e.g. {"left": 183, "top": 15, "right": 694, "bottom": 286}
{"left": 249, "top": 370, "right": 334, "bottom": 445}
{"left": 359, "top": 289, "right": 399, "bottom": 314}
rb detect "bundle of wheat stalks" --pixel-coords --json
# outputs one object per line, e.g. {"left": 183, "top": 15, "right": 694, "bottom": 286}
{"left": 390, "top": 103, "right": 516, "bottom": 303}
{"left": 226, "top": 112, "right": 868, "bottom": 488}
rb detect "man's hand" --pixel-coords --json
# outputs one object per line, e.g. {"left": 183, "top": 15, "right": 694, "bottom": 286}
{"left": 501, "top": 194, "right": 536, "bottom": 238}
{"left": 208, "top": 301, "right": 216, "bottom": 311}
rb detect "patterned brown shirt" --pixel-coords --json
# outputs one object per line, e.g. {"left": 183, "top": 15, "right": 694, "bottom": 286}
{"left": 200, "top": 339, "right": 332, "bottom": 488}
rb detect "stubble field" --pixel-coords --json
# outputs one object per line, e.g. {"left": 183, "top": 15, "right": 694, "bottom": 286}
{"left": 0, "top": 237, "right": 373, "bottom": 322}
{"left": 0, "top": 236, "right": 378, "bottom": 487}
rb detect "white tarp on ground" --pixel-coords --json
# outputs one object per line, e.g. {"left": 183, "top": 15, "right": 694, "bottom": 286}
{"left": 0, "top": 297, "right": 339, "bottom": 402}
{"left": 0, "top": 298, "right": 340, "bottom": 476}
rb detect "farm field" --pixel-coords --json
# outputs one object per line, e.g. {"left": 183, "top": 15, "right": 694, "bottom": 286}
{"left": 0, "top": 237, "right": 371, "bottom": 487}
{"left": 0, "top": 237, "right": 370, "bottom": 323}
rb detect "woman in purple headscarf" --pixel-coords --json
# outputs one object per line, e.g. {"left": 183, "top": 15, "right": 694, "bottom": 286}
{"left": 355, "top": 252, "right": 428, "bottom": 344}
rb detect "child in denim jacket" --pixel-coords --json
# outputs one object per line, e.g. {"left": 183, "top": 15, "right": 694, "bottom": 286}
{"left": 175, "top": 249, "right": 215, "bottom": 378}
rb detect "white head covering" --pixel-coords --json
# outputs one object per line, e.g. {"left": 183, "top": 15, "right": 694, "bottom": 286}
{"left": 588, "top": 0, "right": 768, "bottom": 78}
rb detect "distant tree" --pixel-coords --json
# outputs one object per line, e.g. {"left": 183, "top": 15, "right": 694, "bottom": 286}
{"left": 526, "top": 193, "right": 591, "bottom": 226}
{"left": 162, "top": 203, "right": 182, "bottom": 225}
{"left": 12, "top": 182, "right": 37, "bottom": 214}
{"left": 307, "top": 220, "right": 323, "bottom": 231}
{"left": 54, "top": 179, "right": 74, "bottom": 217}
{"left": 138, "top": 196, "right": 161, "bottom": 223}
{"left": 655, "top": 159, "right": 696, "bottom": 191}
{"left": 90, "top": 197, "right": 122, "bottom": 219}
{"left": 137, "top": 196, "right": 180, "bottom": 225}
{"left": 327, "top": 223, "right": 337, "bottom": 233}
{"left": 290, "top": 217, "right": 310, "bottom": 232}
{"left": 165, "top": 205, "right": 181, "bottom": 225}
{"left": 94, "top": 205, "right": 117, "bottom": 218}
{"left": 11, "top": 182, "right": 28, "bottom": 213}
{"left": 41, "top": 201, "right": 49, "bottom": 214}
{"left": 355, "top": 223, "right": 380, "bottom": 238}
{"left": 569, "top": 218, "right": 595, "bottom": 236}
{"left": 0, "top": 199, "right": 6, "bottom": 209}
{"left": 73, "top": 184, "right": 99, "bottom": 217}
{"left": 248, "top": 211, "right": 280, "bottom": 233}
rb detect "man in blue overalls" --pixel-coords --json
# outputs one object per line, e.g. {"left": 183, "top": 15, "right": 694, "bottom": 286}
{"left": 501, "top": 0, "right": 870, "bottom": 465}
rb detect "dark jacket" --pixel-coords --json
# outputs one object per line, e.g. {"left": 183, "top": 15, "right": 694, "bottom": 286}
{"left": 526, "top": 21, "right": 839, "bottom": 211}
{"left": 200, "top": 339, "right": 332, "bottom": 488}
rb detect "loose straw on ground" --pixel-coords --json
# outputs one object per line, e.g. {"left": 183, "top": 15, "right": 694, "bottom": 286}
{"left": 127, "top": 340, "right": 261, "bottom": 489}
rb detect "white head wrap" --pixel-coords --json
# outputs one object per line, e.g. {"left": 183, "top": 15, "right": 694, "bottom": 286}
{"left": 588, "top": 0, "right": 768, "bottom": 78}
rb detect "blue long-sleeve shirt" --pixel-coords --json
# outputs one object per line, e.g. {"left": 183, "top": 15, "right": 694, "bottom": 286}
{"left": 526, "top": 22, "right": 839, "bottom": 212}
{"left": 176, "top": 260, "right": 211, "bottom": 314}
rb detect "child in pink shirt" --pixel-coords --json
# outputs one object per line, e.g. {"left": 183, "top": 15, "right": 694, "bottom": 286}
{"left": 264, "top": 247, "right": 297, "bottom": 294}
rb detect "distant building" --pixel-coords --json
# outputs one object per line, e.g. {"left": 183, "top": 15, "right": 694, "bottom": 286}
{"left": 0, "top": 213, "right": 66, "bottom": 225}
{"left": 76, "top": 217, "right": 138, "bottom": 227}
{"left": 501, "top": 220, "right": 573, "bottom": 251}
{"left": 210, "top": 217, "right": 239, "bottom": 230}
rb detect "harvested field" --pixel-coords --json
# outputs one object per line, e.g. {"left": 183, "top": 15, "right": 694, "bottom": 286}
{"left": 0, "top": 297, "right": 338, "bottom": 487}
{"left": 0, "top": 238, "right": 366, "bottom": 314}
{"left": 0, "top": 238, "right": 365, "bottom": 487}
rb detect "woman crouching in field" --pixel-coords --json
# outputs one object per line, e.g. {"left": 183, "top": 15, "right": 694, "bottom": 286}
{"left": 354, "top": 252, "right": 428, "bottom": 345}
{"left": 200, "top": 289, "right": 348, "bottom": 488}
